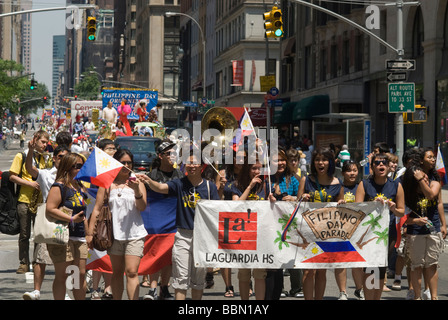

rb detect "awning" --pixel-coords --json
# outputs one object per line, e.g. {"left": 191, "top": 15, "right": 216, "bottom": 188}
{"left": 292, "top": 95, "right": 330, "bottom": 121}
{"left": 276, "top": 101, "right": 297, "bottom": 124}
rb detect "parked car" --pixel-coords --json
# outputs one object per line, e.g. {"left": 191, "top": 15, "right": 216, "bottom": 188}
{"left": 114, "top": 136, "right": 161, "bottom": 173}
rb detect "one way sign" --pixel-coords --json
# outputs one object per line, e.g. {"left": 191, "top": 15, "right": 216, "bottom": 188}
{"left": 387, "top": 72, "right": 407, "bottom": 82}
{"left": 386, "top": 59, "right": 416, "bottom": 71}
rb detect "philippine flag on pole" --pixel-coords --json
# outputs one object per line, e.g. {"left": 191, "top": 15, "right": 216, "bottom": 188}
{"left": 233, "top": 107, "right": 256, "bottom": 151}
{"left": 75, "top": 147, "right": 123, "bottom": 188}
{"left": 436, "top": 145, "right": 448, "bottom": 185}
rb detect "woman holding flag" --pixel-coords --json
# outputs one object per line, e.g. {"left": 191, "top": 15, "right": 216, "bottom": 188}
{"left": 45, "top": 153, "right": 88, "bottom": 300}
{"left": 87, "top": 149, "right": 147, "bottom": 300}
{"left": 402, "top": 147, "right": 446, "bottom": 300}
{"left": 297, "top": 147, "right": 344, "bottom": 300}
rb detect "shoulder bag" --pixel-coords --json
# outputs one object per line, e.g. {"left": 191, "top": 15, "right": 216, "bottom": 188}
{"left": 33, "top": 186, "right": 71, "bottom": 245}
{"left": 92, "top": 188, "right": 114, "bottom": 251}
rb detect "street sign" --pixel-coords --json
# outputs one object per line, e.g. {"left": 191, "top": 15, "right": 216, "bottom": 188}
{"left": 388, "top": 82, "right": 415, "bottom": 113}
{"left": 260, "top": 75, "right": 276, "bottom": 92}
{"left": 270, "top": 87, "right": 279, "bottom": 97}
{"left": 386, "top": 59, "right": 416, "bottom": 71}
{"left": 386, "top": 72, "right": 407, "bottom": 82}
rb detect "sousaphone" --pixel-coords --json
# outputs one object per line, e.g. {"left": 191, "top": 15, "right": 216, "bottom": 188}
{"left": 201, "top": 107, "right": 238, "bottom": 139}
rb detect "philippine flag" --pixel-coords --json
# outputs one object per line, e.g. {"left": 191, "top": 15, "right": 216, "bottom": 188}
{"left": 301, "top": 241, "right": 365, "bottom": 263}
{"left": 138, "top": 190, "right": 177, "bottom": 275}
{"left": 233, "top": 108, "right": 256, "bottom": 151}
{"left": 436, "top": 145, "right": 448, "bottom": 185}
{"left": 75, "top": 147, "right": 123, "bottom": 189}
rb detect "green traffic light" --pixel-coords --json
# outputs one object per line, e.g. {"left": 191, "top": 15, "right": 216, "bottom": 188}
{"left": 88, "top": 35, "right": 95, "bottom": 41}
{"left": 30, "top": 85, "right": 34, "bottom": 90}
{"left": 275, "top": 29, "right": 283, "bottom": 37}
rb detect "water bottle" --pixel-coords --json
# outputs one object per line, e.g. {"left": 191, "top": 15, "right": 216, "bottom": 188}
{"left": 359, "top": 157, "right": 369, "bottom": 167}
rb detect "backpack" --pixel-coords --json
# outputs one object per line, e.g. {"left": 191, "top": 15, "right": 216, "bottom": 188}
{"left": 0, "top": 152, "right": 25, "bottom": 235}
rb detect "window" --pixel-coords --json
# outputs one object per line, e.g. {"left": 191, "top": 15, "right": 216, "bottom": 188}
{"left": 320, "top": 47, "right": 327, "bottom": 81}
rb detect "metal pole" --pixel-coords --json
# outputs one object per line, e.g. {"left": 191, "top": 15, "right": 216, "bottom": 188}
{"left": 396, "top": 0, "right": 404, "bottom": 167}
{"left": 165, "top": 12, "right": 205, "bottom": 99}
{"left": 0, "top": 5, "right": 96, "bottom": 18}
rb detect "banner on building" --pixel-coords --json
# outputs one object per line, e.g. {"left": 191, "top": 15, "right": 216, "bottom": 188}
{"left": 231, "top": 60, "right": 244, "bottom": 87}
{"left": 193, "top": 201, "right": 389, "bottom": 269}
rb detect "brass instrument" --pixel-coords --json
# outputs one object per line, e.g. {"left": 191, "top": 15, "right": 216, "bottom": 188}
{"left": 201, "top": 107, "right": 238, "bottom": 139}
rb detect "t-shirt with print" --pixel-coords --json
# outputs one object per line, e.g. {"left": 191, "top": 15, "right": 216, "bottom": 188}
{"left": 51, "top": 182, "right": 88, "bottom": 238}
{"left": 304, "top": 176, "right": 342, "bottom": 202}
{"left": 231, "top": 182, "right": 270, "bottom": 201}
{"left": 167, "top": 177, "right": 220, "bottom": 230}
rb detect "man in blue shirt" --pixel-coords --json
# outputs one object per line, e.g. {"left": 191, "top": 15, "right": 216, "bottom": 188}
{"left": 141, "top": 149, "right": 219, "bottom": 300}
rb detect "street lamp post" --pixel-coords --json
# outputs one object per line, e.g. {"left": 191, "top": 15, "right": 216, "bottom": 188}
{"left": 165, "top": 11, "right": 206, "bottom": 101}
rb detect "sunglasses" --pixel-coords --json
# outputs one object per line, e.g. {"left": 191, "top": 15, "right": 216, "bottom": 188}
{"left": 374, "top": 160, "right": 388, "bottom": 166}
{"left": 72, "top": 163, "right": 83, "bottom": 170}
{"left": 121, "top": 161, "right": 133, "bottom": 166}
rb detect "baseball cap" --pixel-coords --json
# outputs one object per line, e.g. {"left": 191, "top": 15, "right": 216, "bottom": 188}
{"left": 157, "top": 141, "right": 175, "bottom": 154}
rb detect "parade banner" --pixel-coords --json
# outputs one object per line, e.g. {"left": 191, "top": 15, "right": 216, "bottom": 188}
{"left": 102, "top": 88, "right": 158, "bottom": 115}
{"left": 193, "top": 201, "right": 389, "bottom": 269}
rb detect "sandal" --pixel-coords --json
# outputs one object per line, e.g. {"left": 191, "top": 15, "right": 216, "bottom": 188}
{"left": 224, "top": 286, "right": 234, "bottom": 298}
{"left": 140, "top": 280, "right": 151, "bottom": 288}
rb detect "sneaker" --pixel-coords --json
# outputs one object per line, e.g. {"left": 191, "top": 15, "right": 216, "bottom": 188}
{"left": 23, "top": 290, "right": 40, "bottom": 300}
{"left": 422, "top": 289, "right": 431, "bottom": 300}
{"left": 294, "top": 291, "right": 304, "bottom": 298}
{"left": 406, "top": 289, "right": 415, "bottom": 300}
{"left": 65, "top": 293, "right": 71, "bottom": 300}
{"left": 391, "top": 280, "right": 401, "bottom": 291}
{"left": 280, "top": 290, "right": 288, "bottom": 298}
{"left": 143, "top": 288, "right": 158, "bottom": 300}
{"left": 16, "top": 264, "right": 29, "bottom": 274}
{"left": 91, "top": 290, "right": 101, "bottom": 300}
{"left": 159, "top": 286, "right": 174, "bottom": 300}
{"left": 338, "top": 291, "right": 348, "bottom": 300}
{"left": 102, "top": 291, "right": 113, "bottom": 300}
{"left": 354, "top": 289, "right": 365, "bottom": 300}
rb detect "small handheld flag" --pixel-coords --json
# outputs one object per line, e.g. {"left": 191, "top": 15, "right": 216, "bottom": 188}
{"left": 75, "top": 147, "right": 124, "bottom": 189}
{"left": 281, "top": 197, "right": 303, "bottom": 242}
{"left": 436, "top": 145, "right": 448, "bottom": 185}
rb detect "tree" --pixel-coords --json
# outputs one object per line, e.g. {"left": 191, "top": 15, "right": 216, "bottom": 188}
{"left": 0, "top": 59, "right": 50, "bottom": 117}
{"left": 74, "top": 66, "right": 101, "bottom": 100}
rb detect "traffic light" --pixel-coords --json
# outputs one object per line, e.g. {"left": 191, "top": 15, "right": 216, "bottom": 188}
{"left": 412, "top": 105, "right": 427, "bottom": 123}
{"left": 263, "top": 9, "right": 275, "bottom": 38}
{"left": 263, "top": 6, "right": 283, "bottom": 38}
{"left": 87, "top": 16, "right": 97, "bottom": 41}
{"left": 43, "top": 96, "right": 47, "bottom": 104}
{"left": 74, "top": 95, "right": 78, "bottom": 100}
{"left": 271, "top": 7, "right": 283, "bottom": 38}
{"left": 30, "top": 78, "right": 36, "bottom": 90}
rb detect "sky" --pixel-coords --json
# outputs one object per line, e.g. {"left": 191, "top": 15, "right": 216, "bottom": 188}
{"left": 31, "top": 0, "right": 66, "bottom": 95}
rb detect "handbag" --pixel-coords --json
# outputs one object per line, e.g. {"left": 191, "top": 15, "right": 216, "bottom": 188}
{"left": 33, "top": 185, "right": 71, "bottom": 245}
{"left": 33, "top": 203, "right": 71, "bottom": 245}
{"left": 92, "top": 188, "right": 114, "bottom": 251}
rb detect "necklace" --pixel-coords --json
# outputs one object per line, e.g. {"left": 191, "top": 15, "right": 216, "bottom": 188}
{"left": 114, "top": 182, "right": 126, "bottom": 197}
